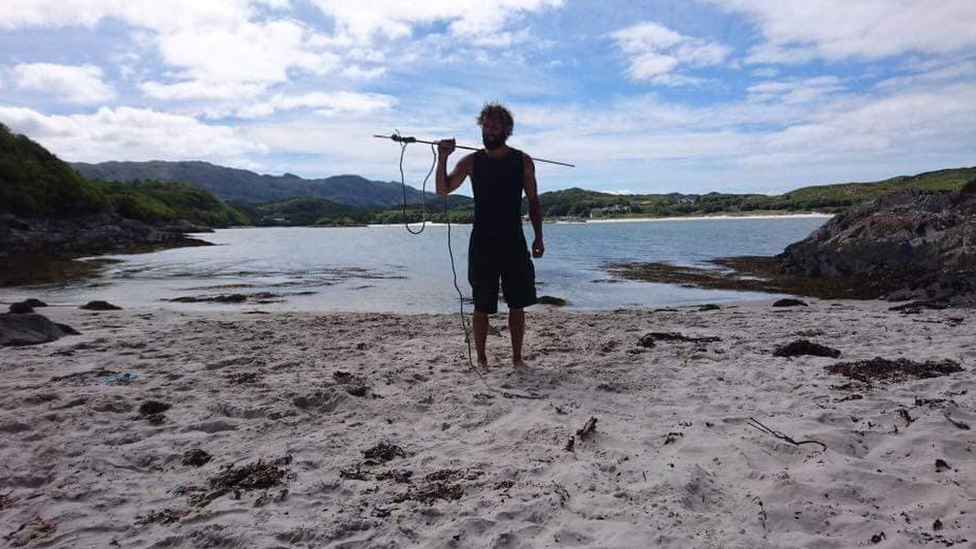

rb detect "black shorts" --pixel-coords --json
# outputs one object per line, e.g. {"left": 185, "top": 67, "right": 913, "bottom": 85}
{"left": 468, "top": 228, "right": 537, "bottom": 314}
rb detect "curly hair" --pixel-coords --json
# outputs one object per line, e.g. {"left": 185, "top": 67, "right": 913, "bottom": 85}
{"left": 477, "top": 102, "right": 514, "bottom": 137}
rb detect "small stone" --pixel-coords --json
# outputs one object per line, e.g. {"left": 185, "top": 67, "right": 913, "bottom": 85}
{"left": 0, "top": 313, "right": 79, "bottom": 346}
{"left": 8, "top": 302, "right": 35, "bottom": 314}
{"left": 80, "top": 300, "right": 122, "bottom": 311}
{"left": 637, "top": 334, "right": 656, "bottom": 348}
{"left": 345, "top": 384, "right": 368, "bottom": 397}
{"left": 773, "top": 339, "right": 841, "bottom": 358}
{"left": 538, "top": 295, "right": 568, "bottom": 307}
{"left": 139, "top": 400, "right": 171, "bottom": 416}
{"left": 182, "top": 449, "right": 213, "bottom": 467}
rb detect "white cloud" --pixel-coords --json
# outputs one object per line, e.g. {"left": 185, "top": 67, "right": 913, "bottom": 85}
{"left": 876, "top": 60, "right": 976, "bottom": 90}
{"left": 272, "top": 91, "right": 393, "bottom": 112}
{"left": 340, "top": 65, "right": 387, "bottom": 80}
{"left": 503, "top": 74, "right": 976, "bottom": 191}
{"left": 0, "top": 105, "right": 264, "bottom": 165}
{"left": 137, "top": 18, "right": 341, "bottom": 104}
{"left": 139, "top": 80, "right": 269, "bottom": 102}
{"left": 627, "top": 52, "right": 680, "bottom": 79}
{"left": 750, "top": 67, "right": 778, "bottom": 77}
{"left": 240, "top": 117, "right": 452, "bottom": 180}
{"left": 701, "top": 0, "right": 976, "bottom": 64}
{"left": 132, "top": 18, "right": 337, "bottom": 105}
{"left": 12, "top": 63, "right": 115, "bottom": 104}
{"left": 471, "top": 26, "right": 533, "bottom": 48}
{"left": 747, "top": 76, "right": 844, "bottom": 104}
{"left": 742, "top": 82, "right": 976, "bottom": 165}
{"left": 0, "top": 0, "right": 257, "bottom": 32}
{"left": 307, "top": 0, "right": 563, "bottom": 42}
{"left": 0, "top": 1, "right": 339, "bottom": 103}
{"left": 148, "top": 19, "right": 338, "bottom": 93}
{"left": 610, "top": 22, "right": 730, "bottom": 85}
{"left": 236, "top": 91, "right": 396, "bottom": 118}
{"left": 0, "top": 0, "right": 565, "bottom": 117}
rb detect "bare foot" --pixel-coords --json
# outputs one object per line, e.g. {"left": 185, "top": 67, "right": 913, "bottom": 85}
{"left": 477, "top": 357, "right": 489, "bottom": 370}
{"left": 512, "top": 359, "right": 527, "bottom": 369}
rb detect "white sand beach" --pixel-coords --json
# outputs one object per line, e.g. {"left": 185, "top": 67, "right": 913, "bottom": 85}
{"left": 1, "top": 300, "right": 973, "bottom": 548}
{"left": 585, "top": 213, "right": 835, "bottom": 224}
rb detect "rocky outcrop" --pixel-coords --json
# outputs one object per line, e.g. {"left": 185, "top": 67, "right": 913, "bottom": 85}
{"left": 778, "top": 191, "right": 976, "bottom": 304}
{"left": 0, "top": 313, "right": 79, "bottom": 346}
{"left": 0, "top": 213, "right": 212, "bottom": 263}
{"left": 79, "top": 301, "right": 123, "bottom": 311}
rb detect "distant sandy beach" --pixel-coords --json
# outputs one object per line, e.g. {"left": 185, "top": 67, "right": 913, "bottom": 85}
{"left": 585, "top": 213, "right": 835, "bottom": 224}
{"left": 1, "top": 299, "right": 972, "bottom": 548}
{"left": 366, "top": 213, "right": 835, "bottom": 229}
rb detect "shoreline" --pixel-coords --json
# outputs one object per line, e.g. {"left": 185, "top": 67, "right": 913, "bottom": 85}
{"left": 585, "top": 212, "right": 834, "bottom": 223}
{"left": 363, "top": 212, "right": 834, "bottom": 228}
{"left": 0, "top": 238, "right": 212, "bottom": 288}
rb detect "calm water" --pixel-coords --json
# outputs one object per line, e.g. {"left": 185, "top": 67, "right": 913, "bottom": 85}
{"left": 4, "top": 217, "right": 828, "bottom": 313}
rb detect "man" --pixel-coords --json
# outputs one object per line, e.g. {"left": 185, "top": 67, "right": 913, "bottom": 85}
{"left": 436, "top": 103, "right": 544, "bottom": 369}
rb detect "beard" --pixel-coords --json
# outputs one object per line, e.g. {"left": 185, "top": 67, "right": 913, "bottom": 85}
{"left": 482, "top": 133, "right": 506, "bottom": 150}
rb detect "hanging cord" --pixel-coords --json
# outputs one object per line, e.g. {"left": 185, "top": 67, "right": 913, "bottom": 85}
{"left": 395, "top": 137, "right": 544, "bottom": 400}
{"left": 397, "top": 129, "right": 434, "bottom": 235}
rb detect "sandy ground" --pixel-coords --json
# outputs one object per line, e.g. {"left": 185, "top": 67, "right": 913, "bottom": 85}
{"left": 1, "top": 300, "right": 974, "bottom": 549}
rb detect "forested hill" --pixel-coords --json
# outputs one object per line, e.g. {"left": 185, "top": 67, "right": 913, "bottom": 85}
{"left": 71, "top": 160, "right": 444, "bottom": 208}
{"left": 0, "top": 123, "right": 245, "bottom": 227}
{"left": 537, "top": 167, "right": 976, "bottom": 218}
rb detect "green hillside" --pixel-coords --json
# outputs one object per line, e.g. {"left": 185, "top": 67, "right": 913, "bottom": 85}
{"left": 0, "top": 123, "right": 245, "bottom": 227}
{"left": 231, "top": 196, "right": 357, "bottom": 226}
{"left": 782, "top": 167, "right": 976, "bottom": 205}
{"left": 92, "top": 180, "right": 248, "bottom": 226}
{"left": 536, "top": 167, "right": 976, "bottom": 218}
{"left": 0, "top": 122, "right": 106, "bottom": 217}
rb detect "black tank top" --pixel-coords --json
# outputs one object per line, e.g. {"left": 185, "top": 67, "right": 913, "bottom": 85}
{"left": 471, "top": 148, "right": 524, "bottom": 232}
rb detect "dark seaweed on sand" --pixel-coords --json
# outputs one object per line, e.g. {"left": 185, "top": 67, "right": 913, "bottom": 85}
{"left": 209, "top": 459, "right": 288, "bottom": 492}
{"left": 773, "top": 340, "right": 841, "bottom": 358}
{"left": 826, "top": 357, "right": 962, "bottom": 383}
{"left": 363, "top": 442, "right": 406, "bottom": 464}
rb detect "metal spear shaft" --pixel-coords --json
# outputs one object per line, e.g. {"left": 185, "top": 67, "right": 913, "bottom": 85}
{"left": 373, "top": 134, "right": 575, "bottom": 168}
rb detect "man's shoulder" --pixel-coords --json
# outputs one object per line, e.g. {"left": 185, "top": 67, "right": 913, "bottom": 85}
{"left": 458, "top": 151, "right": 477, "bottom": 167}
{"left": 505, "top": 148, "right": 530, "bottom": 165}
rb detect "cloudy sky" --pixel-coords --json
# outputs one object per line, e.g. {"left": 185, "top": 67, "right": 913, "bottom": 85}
{"left": 1, "top": 0, "right": 974, "bottom": 195}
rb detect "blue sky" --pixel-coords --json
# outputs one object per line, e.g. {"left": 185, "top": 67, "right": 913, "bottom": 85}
{"left": 1, "top": 0, "right": 974, "bottom": 196}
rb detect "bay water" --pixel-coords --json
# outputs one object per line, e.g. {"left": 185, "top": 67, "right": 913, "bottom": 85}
{"left": 5, "top": 216, "right": 829, "bottom": 313}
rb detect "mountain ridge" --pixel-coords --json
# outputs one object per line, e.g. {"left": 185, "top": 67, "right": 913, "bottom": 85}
{"left": 71, "top": 160, "right": 449, "bottom": 209}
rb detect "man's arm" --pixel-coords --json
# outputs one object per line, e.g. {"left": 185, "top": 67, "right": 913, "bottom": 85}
{"left": 436, "top": 139, "right": 473, "bottom": 196}
{"left": 523, "top": 154, "right": 544, "bottom": 258}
